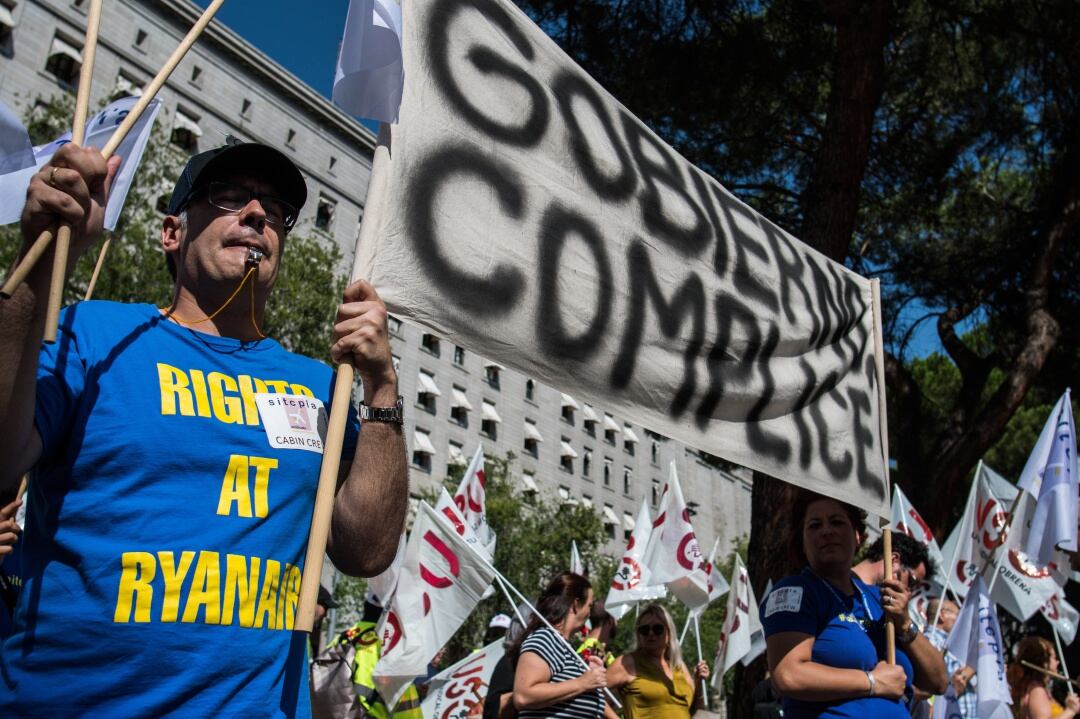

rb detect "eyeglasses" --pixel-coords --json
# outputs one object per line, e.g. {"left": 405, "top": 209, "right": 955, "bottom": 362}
{"left": 637, "top": 623, "right": 666, "bottom": 637}
{"left": 203, "top": 181, "right": 298, "bottom": 229}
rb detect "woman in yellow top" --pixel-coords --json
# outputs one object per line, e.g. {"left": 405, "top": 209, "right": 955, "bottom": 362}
{"left": 606, "top": 605, "right": 709, "bottom": 719}
{"left": 1008, "top": 635, "right": 1080, "bottom": 719}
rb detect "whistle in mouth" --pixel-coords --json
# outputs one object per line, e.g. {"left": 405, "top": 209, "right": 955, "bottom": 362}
{"left": 246, "top": 247, "right": 264, "bottom": 267}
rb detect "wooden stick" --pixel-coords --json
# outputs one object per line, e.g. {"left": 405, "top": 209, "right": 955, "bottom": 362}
{"left": 295, "top": 123, "right": 395, "bottom": 632}
{"left": 1055, "top": 626, "right": 1076, "bottom": 696}
{"left": 1, "top": 0, "right": 226, "bottom": 303}
{"left": 870, "top": 279, "right": 896, "bottom": 665}
{"left": 41, "top": 0, "right": 103, "bottom": 342}
{"left": 1022, "top": 660, "right": 1080, "bottom": 688}
{"left": 83, "top": 236, "right": 110, "bottom": 300}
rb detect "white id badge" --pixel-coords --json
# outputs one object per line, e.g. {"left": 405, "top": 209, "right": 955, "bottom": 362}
{"left": 254, "top": 393, "right": 328, "bottom": 454}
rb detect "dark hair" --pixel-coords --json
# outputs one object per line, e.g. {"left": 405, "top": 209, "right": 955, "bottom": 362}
{"left": 865, "top": 533, "right": 938, "bottom": 580}
{"left": 508, "top": 572, "right": 591, "bottom": 663}
{"left": 1008, "top": 635, "right": 1055, "bottom": 702}
{"left": 787, "top": 489, "right": 867, "bottom": 572}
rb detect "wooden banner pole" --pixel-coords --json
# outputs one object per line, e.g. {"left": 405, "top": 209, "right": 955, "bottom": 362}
{"left": 870, "top": 278, "right": 896, "bottom": 664}
{"left": 295, "top": 123, "right": 395, "bottom": 632}
{"left": 1, "top": 0, "right": 226, "bottom": 303}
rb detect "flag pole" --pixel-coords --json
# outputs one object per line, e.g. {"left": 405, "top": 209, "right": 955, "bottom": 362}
{"left": 0, "top": 0, "right": 227, "bottom": 302}
{"left": 871, "top": 279, "right": 896, "bottom": 665}
{"left": 40, "top": 0, "right": 103, "bottom": 343}
{"left": 931, "top": 460, "right": 982, "bottom": 631}
{"left": 692, "top": 615, "right": 710, "bottom": 710}
{"left": 679, "top": 616, "right": 691, "bottom": 644}
{"left": 494, "top": 574, "right": 528, "bottom": 629}
{"left": 296, "top": 122, "right": 394, "bottom": 632}
{"left": 1021, "top": 660, "right": 1080, "bottom": 689}
{"left": 1054, "top": 627, "right": 1076, "bottom": 696}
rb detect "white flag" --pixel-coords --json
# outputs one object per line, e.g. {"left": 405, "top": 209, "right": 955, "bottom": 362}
{"left": 435, "top": 489, "right": 493, "bottom": 561}
{"left": 606, "top": 500, "right": 665, "bottom": 620}
{"left": 570, "top": 540, "right": 585, "bottom": 576}
{"left": 420, "top": 639, "right": 505, "bottom": 719}
{"left": 332, "top": 0, "right": 404, "bottom": 123}
{"left": 454, "top": 445, "right": 496, "bottom": 552}
{"left": 374, "top": 502, "right": 496, "bottom": 708}
{"left": 1016, "top": 391, "right": 1078, "bottom": 564}
{"left": 890, "top": 484, "right": 948, "bottom": 589}
{"left": 367, "top": 530, "right": 407, "bottom": 606}
{"left": 712, "top": 555, "right": 761, "bottom": 679}
{"left": 0, "top": 96, "right": 162, "bottom": 230}
{"left": 946, "top": 576, "right": 1012, "bottom": 719}
{"left": 939, "top": 462, "right": 1058, "bottom": 621}
{"left": 642, "top": 463, "right": 709, "bottom": 610}
{"left": 0, "top": 100, "right": 34, "bottom": 174}
{"left": 1040, "top": 589, "right": 1079, "bottom": 645}
{"left": 690, "top": 538, "right": 730, "bottom": 619}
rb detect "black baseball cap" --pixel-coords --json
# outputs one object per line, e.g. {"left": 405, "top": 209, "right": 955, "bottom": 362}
{"left": 166, "top": 138, "right": 307, "bottom": 220}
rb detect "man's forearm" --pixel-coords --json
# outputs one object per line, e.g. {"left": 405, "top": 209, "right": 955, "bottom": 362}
{"left": 327, "top": 418, "right": 408, "bottom": 576}
{"left": 0, "top": 261, "right": 50, "bottom": 494}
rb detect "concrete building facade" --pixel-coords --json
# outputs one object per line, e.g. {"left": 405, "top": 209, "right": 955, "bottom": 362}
{"left": 0, "top": 0, "right": 753, "bottom": 557}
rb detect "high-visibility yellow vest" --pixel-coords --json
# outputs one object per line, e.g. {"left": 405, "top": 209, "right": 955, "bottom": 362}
{"left": 332, "top": 622, "right": 423, "bottom": 719}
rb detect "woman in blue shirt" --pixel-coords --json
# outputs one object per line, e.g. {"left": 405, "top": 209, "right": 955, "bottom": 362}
{"left": 761, "top": 490, "right": 948, "bottom": 718}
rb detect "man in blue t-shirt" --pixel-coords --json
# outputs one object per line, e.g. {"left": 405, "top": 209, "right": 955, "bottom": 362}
{"left": 0, "top": 139, "right": 409, "bottom": 716}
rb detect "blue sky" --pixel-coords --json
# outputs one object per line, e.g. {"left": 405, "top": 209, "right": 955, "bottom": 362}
{"left": 194, "top": 0, "right": 946, "bottom": 359}
{"left": 192, "top": 0, "right": 349, "bottom": 98}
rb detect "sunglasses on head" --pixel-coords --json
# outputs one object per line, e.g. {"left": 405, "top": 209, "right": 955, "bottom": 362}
{"left": 637, "top": 623, "right": 666, "bottom": 636}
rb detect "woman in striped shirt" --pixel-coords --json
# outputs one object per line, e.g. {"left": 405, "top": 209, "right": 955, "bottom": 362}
{"left": 511, "top": 573, "right": 610, "bottom": 719}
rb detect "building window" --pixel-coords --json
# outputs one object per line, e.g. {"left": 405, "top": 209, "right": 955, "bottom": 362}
{"left": 481, "top": 400, "right": 501, "bottom": 440}
{"left": 45, "top": 34, "right": 82, "bottom": 88}
{"left": 134, "top": 28, "right": 148, "bottom": 50}
{"left": 240, "top": 98, "right": 252, "bottom": 118}
{"left": 651, "top": 479, "right": 661, "bottom": 507}
{"left": 484, "top": 362, "right": 501, "bottom": 390}
{"left": 623, "top": 468, "right": 632, "bottom": 495}
{"left": 421, "top": 333, "right": 440, "bottom": 356}
{"left": 583, "top": 405, "right": 597, "bottom": 436}
{"left": 560, "top": 437, "right": 577, "bottom": 474}
{"left": 190, "top": 65, "right": 203, "bottom": 86}
{"left": 623, "top": 512, "right": 635, "bottom": 540}
{"left": 411, "top": 429, "right": 435, "bottom": 472}
{"left": 603, "top": 458, "right": 613, "bottom": 487}
{"left": 453, "top": 345, "right": 465, "bottom": 366}
{"left": 523, "top": 420, "right": 542, "bottom": 458}
{"left": 388, "top": 315, "right": 402, "bottom": 336}
{"left": 286, "top": 128, "right": 296, "bottom": 147}
{"left": 582, "top": 494, "right": 593, "bottom": 510}
{"left": 525, "top": 379, "right": 535, "bottom": 402}
{"left": 558, "top": 486, "right": 577, "bottom": 508}
{"left": 390, "top": 354, "right": 401, "bottom": 373}
{"left": 328, "top": 155, "right": 337, "bottom": 174}
{"left": 110, "top": 70, "right": 144, "bottom": 101}
{"left": 450, "top": 385, "right": 471, "bottom": 427}
{"left": 522, "top": 471, "right": 539, "bottom": 503}
{"left": 170, "top": 108, "right": 202, "bottom": 152}
{"left": 560, "top": 393, "right": 578, "bottom": 425}
{"left": 603, "top": 414, "right": 620, "bottom": 446}
{"left": 624, "top": 426, "right": 639, "bottom": 456}
{"left": 416, "top": 369, "right": 439, "bottom": 414}
{"left": 582, "top": 449, "right": 592, "bottom": 478}
{"left": 315, "top": 195, "right": 336, "bottom": 232}
{"left": 651, "top": 441, "right": 659, "bottom": 465}
{"left": 603, "top": 504, "right": 617, "bottom": 539}
{"left": 0, "top": 5, "right": 12, "bottom": 53}
{"left": 448, "top": 441, "right": 467, "bottom": 474}
{"left": 71, "top": 0, "right": 88, "bottom": 12}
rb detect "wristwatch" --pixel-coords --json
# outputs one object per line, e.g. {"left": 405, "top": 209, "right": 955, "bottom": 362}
{"left": 897, "top": 621, "right": 919, "bottom": 645}
{"left": 358, "top": 396, "right": 404, "bottom": 424}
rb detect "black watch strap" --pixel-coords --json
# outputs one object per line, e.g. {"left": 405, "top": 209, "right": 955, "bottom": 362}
{"left": 359, "top": 396, "right": 404, "bottom": 424}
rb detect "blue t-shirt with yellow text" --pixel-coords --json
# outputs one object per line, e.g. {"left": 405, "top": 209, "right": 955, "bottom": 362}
{"left": 760, "top": 570, "right": 916, "bottom": 719}
{"left": 0, "top": 302, "right": 359, "bottom": 717}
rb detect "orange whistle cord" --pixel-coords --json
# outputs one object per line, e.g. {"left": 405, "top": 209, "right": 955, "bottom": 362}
{"left": 161, "top": 265, "right": 266, "bottom": 339}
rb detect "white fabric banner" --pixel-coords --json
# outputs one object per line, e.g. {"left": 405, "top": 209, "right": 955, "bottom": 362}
{"left": 606, "top": 499, "right": 666, "bottom": 620}
{"left": 0, "top": 100, "right": 34, "bottom": 174}
{"left": 939, "top": 463, "right": 1059, "bottom": 621}
{"left": 374, "top": 502, "right": 496, "bottom": 708}
{"left": 356, "top": 0, "right": 888, "bottom": 517}
{"left": 945, "top": 576, "right": 1012, "bottom": 719}
{"left": 333, "top": 0, "right": 405, "bottom": 123}
{"left": 368, "top": 530, "right": 407, "bottom": 607}
{"left": 712, "top": 555, "right": 761, "bottom": 679}
{"left": 420, "top": 639, "right": 504, "bottom": 719}
{"left": 1015, "top": 390, "right": 1078, "bottom": 564}
{"left": 690, "top": 538, "right": 731, "bottom": 620}
{"left": 890, "top": 484, "right": 948, "bottom": 590}
{"left": 453, "top": 445, "right": 496, "bottom": 553}
{"left": 435, "top": 488, "right": 494, "bottom": 561}
{"left": 642, "top": 463, "right": 709, "bottom": 610}
{"left": 1041, "top": 588, "right": 1079, "bottom": 645}
{"left": 0, "top": 96, "right": 162, "bottom": 230}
